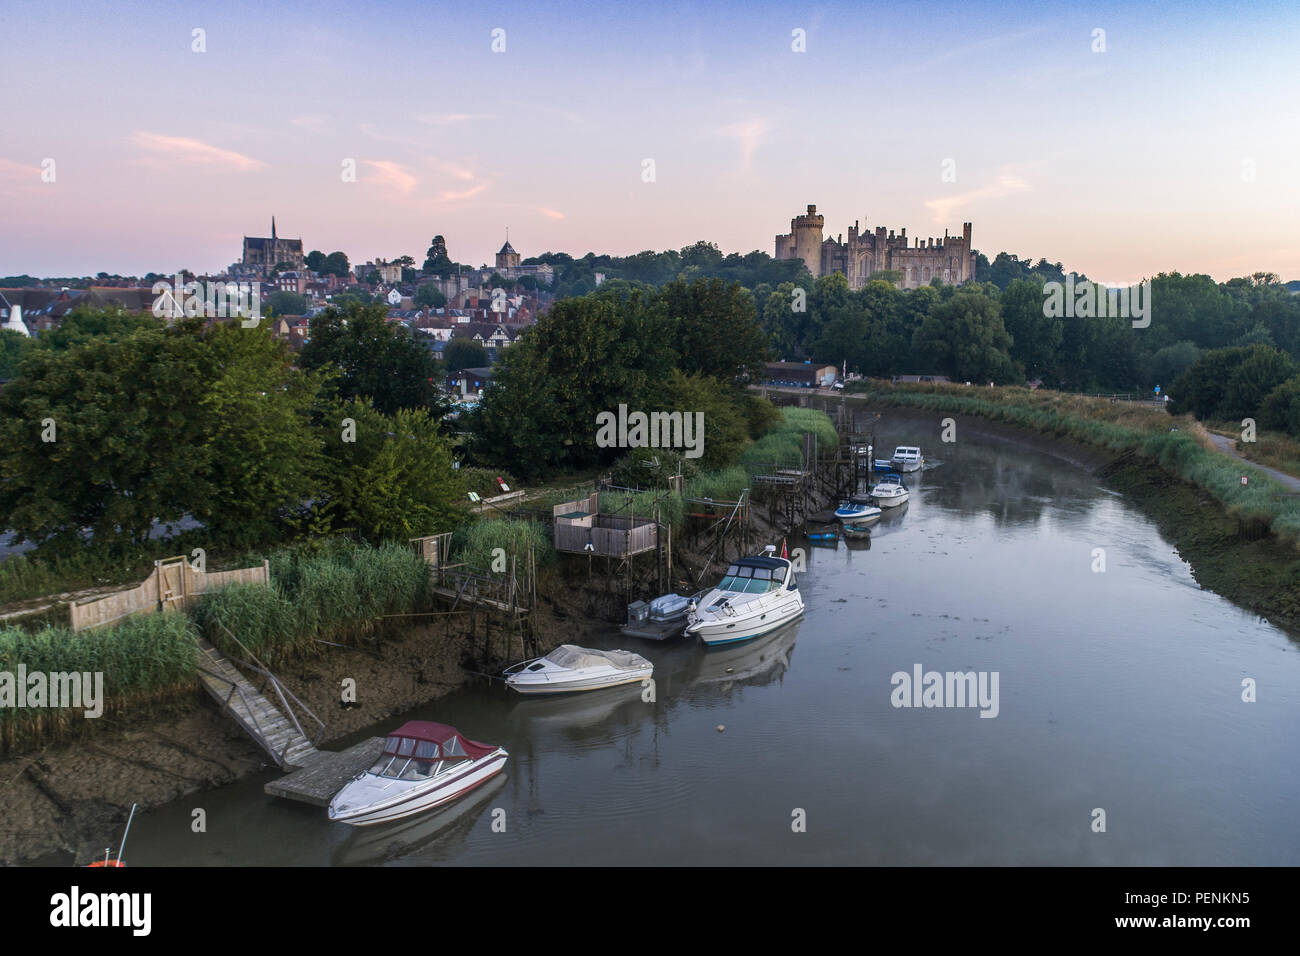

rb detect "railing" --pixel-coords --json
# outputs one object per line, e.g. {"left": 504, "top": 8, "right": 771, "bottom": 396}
{"left": 214, "top": 621, "right": 326, "bottom": 756}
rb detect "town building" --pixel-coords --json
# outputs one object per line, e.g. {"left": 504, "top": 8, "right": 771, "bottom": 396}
{"left": 241, "top": 217, "right": 304, "bottom": 276}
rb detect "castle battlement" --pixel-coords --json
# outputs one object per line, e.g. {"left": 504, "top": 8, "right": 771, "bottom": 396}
{"left": 775, "top": 207, "right": 974, "bottom": 289}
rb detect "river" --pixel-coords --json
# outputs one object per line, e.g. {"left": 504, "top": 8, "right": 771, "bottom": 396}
{"left": 125, "top": 417, "right": 1300, "bottom": 865}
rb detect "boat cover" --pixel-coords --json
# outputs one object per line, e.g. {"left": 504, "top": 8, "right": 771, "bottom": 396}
{"left": 546, "top": 644, "right": 651, "bottom": 671}
{"left": 381, "top": 721, "right": 497, "bottom": 761}
{"left": 649, "top": 593, "right": 690, "bottom": 620}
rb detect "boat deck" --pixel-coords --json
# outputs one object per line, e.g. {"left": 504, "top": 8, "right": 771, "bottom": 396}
{"left": 263, "top": 737, "right": 386, "bottom": 807}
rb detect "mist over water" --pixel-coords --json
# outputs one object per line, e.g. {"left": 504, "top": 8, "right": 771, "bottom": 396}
{"left": 127, "top": 423, "right": 1300, "bottom": 866}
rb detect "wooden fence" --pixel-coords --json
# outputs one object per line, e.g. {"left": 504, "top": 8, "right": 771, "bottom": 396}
{"left": 69, "top": 557, "right": 271, "bottom": 632}
{"left": 554, "top": 515, "right": 657, "bottom": 558}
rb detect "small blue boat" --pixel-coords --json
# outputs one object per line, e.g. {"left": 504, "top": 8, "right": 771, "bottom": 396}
{"left": 835, "top": 495, "right": 882, "bottom": 525}
{"left": 807, "top": 531, "right": 838, "bottom": 541}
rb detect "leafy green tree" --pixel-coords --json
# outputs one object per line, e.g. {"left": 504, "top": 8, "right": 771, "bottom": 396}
{"left": 443, "top": 338, "right": 488, "bottom": 372}
{"left": 1259, "top": 376, "right": 1300, "bottom": 437}
{"left": 0, "top": 329, "right": 38, "bottom": 380}
{"left": 653, "top": 370, "right": 749, "bottom": 471}
{"left": 298, "top": 301, "right": 446, "bottom": 417}
{"left": 1169, "top": 345, "right": 1297, "bottom": 421}
{"left": 657, "top": 277, "right": 770, "bottom": 381}
{"left": 0, "top": 321, "right": 212, "bottom": 553}
{"left": 912, "top": 290, "right": 1016, "bottom": 383}
{"left": 999, "top": 279, "right": 1061, "bottom": 379}
{"left": 38, "top": 307, "right": 163, "bottom": 351}
{"left": 317, "top": 400, "right": 467, "bottom": 540}
{"left": 265, "top": 291, "right": 308, "bottom": 316}
{"left": 191, "top": 323, "right": 324, "bottom": 546}
{"left": 305, "top": 250, "right": 327, "bottom": 273}
{"left": 414, "top": 284, "right": 447, "bottom": 309}
{"left": 318, "top": 251, "right": 350, "bottom": 278}
{"left": 469, "top": 292, "right": 676, "bottom": 477}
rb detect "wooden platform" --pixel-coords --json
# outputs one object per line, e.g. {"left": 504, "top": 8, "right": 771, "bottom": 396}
{"left": 263, "top": 737, "right": 387, "bottom": 807}
{"left": 620, "top": 618, "right": 686, "bottom": 641}
{"left": 196, "top": 640, "right": 320, "bottom": 770}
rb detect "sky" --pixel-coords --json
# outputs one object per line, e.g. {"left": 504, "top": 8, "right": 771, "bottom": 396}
{"left": 2, "top": 0, "right": 1298, "bottom": 284}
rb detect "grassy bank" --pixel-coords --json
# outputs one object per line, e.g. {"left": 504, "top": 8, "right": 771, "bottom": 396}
{"left": 856, "top": 382, "right": 1300, "bottom": 546}
{"left": 0, "top": 541, "right": 432, "bottom": 756}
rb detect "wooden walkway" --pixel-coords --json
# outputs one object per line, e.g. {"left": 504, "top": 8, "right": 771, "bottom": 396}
{"left": 264, "top": 737, "right": 386, "bottom": 806}
{"left": 195, "top": 639, "right": 321, "bottom": 770}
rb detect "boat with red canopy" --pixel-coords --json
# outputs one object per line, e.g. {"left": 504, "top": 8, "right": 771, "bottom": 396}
{"left": 328, "top": 721, "right": 508, "bottom": 827}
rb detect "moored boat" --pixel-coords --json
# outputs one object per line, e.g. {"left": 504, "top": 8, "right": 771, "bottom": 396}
{"left": 504, "top": 644, "right": 653, "bottom": 695}
{"left": 685, "top": 547, "right": 805, "bottom": 646}
{"left": 835, "top": 494, "right": 882, "bottom": 525}
{"left": 870, "top": 473, "right": 910, "bottom": 507}
{"left": 328, "top": 721, "right": 507, "bottom": 827}
{"left": 890, "top": 446, "right": 924, "bottom": 472}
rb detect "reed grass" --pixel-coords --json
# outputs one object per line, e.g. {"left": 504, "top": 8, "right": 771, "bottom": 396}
{"left": 0, "top": 611, "right": 199, "bottom": 755}
{"left": 454, "top": 517, "right": 553, "bottom": 572}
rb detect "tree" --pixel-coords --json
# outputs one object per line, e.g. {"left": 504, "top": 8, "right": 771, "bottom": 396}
{"left": 298, "top": 301, "right": 446, "bottom": 417}
{"left": 0, "top": 329, "right": 37, "bottom": 380}
{"left": 443, "top": 338, "right": 488, "bottom": 373}
{"left": 414, "top": 284, "right": 447, "bottom": 309}
{"left": 912, "top": 291, "right": 1016, "bottom": 383}
{"left": 38, "top": 307, "right": 163, "bottom": 351}
{"left": 317, "top": 400, "right": 466, "bottom": 540}
{"left": 1169, "top": 345, "right": 1296, "bottom": 421}
{"left": 265, "top": 291, "right": 308, "bottom": 316}
{"left": 656, "top": 277, "right": 770, "bottom": 382}
{"left": 0, "top": 318, "right": 322, "bottom": 553}
{"left": 1259, "top": 376, "right": 1300, "bottom": 437}
{"left": 469, "top": 292, "right": 676, "bottom": 477}
{"left": 305, "top": 250, "right": 327, "bottom": 273}
{"left": 318, "top": 251, "right": 350, "bottom": 278}
{"left": 1001, "top": 278, "right": 1062, "bottom": 379}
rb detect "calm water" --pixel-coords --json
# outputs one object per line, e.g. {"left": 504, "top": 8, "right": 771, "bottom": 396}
{"left": 127, "top": 420, "right": 1300, "bottom": 865}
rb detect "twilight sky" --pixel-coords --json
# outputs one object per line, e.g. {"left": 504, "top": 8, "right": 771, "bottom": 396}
{"left": 2, "top": 0, "right": 1298, "bottom": 283}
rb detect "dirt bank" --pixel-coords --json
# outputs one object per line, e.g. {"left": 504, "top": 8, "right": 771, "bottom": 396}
{"left": 0, "top": 580, "right": 617, "bottom": 865}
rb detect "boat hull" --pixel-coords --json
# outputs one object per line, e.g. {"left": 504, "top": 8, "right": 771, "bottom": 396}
{"left": 506, "top": 667, "right": 652, "bottom": 695}
{"left": 686, "top": 598, "right": 804, "bottom": 646}
{"left": 329, "top": 751, "right": 508, "bottom": 827}
{"left": 874, "top": 491, "right": 909, "bottom": 507}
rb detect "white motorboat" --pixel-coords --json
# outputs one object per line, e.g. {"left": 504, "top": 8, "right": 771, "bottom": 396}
{"left": 504, "top": 644, "right": 653, "bottom": 695}
{"left": 871, "top": 473, "right": 910, "bottom": 507}
{"left": 835, "top": 495, "right": 882, "bottom": 525}
{"left": 684, "top": 547, "right": 805, "bottom": 646}
{"left": 890, "top": 446, "right": 924, "bottom": 471}
{"left": 328, "top": 721, "right": 507, "bottom": 827}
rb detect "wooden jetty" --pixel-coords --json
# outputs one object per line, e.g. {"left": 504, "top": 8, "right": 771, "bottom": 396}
{"left": 263, "top": 737, "right": 387, "bottom": 807}
{"left": 195, "top": 632, "right": 325, "bottom": 771}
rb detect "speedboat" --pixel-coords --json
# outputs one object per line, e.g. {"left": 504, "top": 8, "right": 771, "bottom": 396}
{"left": 841, "top": 521, "right": 874, "bottom": 539}
{"left": 328, "top": 721, "right": 507, "bottom": 826}
{"left": 890, "top": 446, "right": 924, "bottom": 472}
{"left": 503, "top": 644, "right": 653, "bottom": 695}
{"left": 684, "top": 547, "right": 805, "bottom": 646}
{"left": 835, "top": 495, "right": 881, "bottom": 525}
{"left": 870, "top": 473, "right": 910, "bottom": 507}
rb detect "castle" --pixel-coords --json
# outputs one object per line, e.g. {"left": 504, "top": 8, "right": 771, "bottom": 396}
{"left": 241, "top": 217, "right": 304, "bottom": 276}
{"left": 775, "top": 205, "right": 975, "bottom": 290}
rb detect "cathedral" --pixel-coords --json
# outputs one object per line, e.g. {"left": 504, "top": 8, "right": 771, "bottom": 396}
{"left": 241, "top": 217, "right": 304, "bottom": 276}
{"left": 775, "top": 205, "right": 975, "bottom": 290}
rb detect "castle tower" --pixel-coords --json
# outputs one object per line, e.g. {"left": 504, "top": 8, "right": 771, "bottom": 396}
{"left": 791, "top": 204, "right": 824, "bottom": 278}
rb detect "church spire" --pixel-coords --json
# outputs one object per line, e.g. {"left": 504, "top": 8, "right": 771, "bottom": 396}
{"left": 271, "top": 216, "right": 276, "bottom": 240}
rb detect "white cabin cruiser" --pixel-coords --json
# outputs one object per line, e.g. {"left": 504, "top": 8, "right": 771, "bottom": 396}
{"left": 835, "top": 494, "right": 882, "bottom": 525}
{"left": 890, "top": 446, "right": 924, "bottom": 472}
{"left": 329, "top": 721, "right": 507, "bottom": 827}
{"left": 685, "top": 548, "right": 804, "bottom": 646}
{"left": 870, "top": 473, "right": 910, "bottom": 507}
{"left": 504, "top": 644, "right": 653, "bottom": 695}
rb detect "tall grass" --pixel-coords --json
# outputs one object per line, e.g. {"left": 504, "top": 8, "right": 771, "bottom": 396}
{"left": 454, "top": 517, "right": 552, "bottom": 572}
{"left": 197, "top": 541, "right": 429, "bottom": 661}
{"left": 0, "top": 612, "right": 199, "bottom": 755}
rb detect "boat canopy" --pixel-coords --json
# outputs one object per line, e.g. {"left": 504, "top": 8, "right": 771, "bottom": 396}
{"left": 545, "top": 644, "right": 650, "bottom": 671}
{"left": 735, "top": 555, "right": 786, "bottom": 571}
{"left": 381, "top": 721, "right": 496, "bottom": 761}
